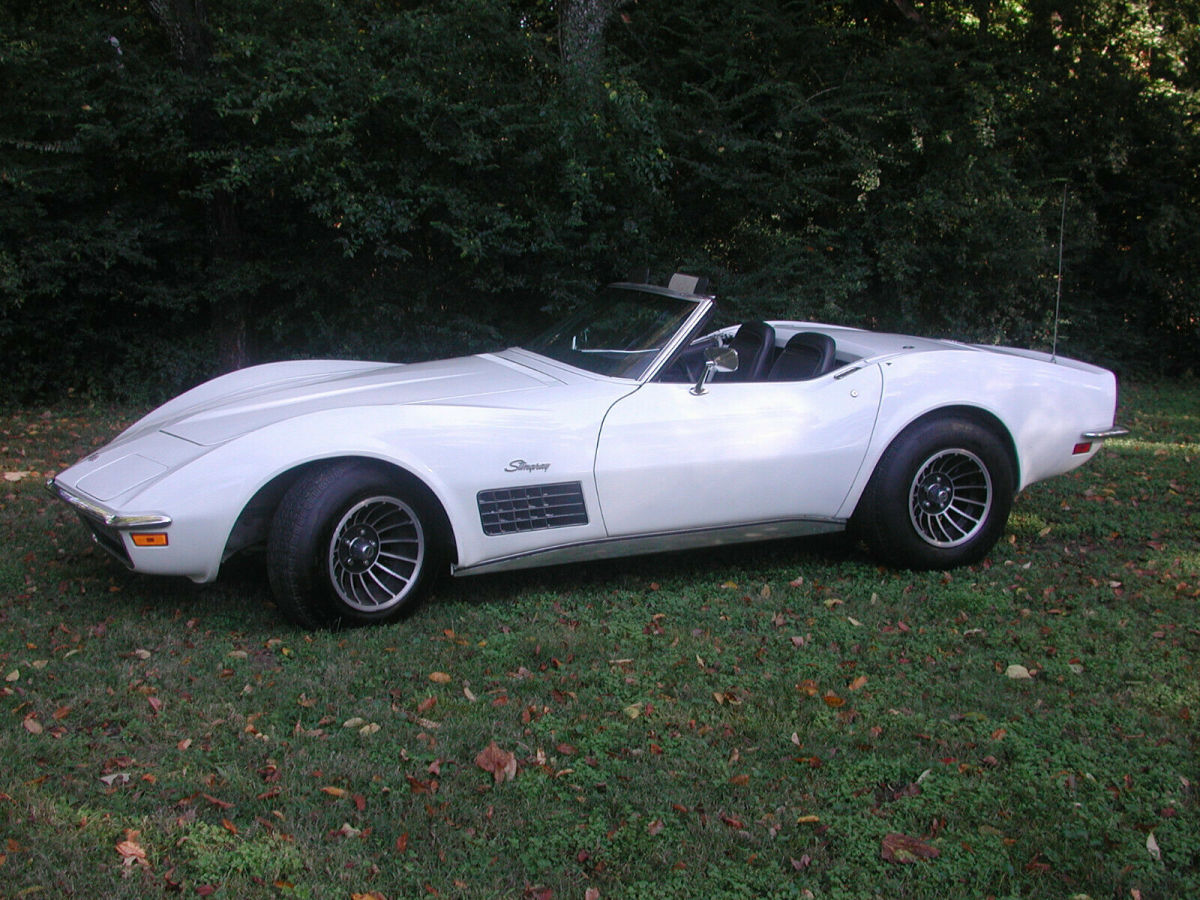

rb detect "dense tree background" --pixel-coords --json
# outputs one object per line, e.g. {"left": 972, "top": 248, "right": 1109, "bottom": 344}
{"left": 1, "top": 0, "right": 1196, "bottom": 401}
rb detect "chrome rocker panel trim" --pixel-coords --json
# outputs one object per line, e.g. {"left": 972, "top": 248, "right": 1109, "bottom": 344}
{"left": 452, "top": 516, "right": 845, "bottom": 577}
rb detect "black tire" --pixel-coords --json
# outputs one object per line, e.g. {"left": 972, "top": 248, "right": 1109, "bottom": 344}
{"left": 854, "top": 417, "right": 1015, "bottom": 570}
{"left": 267, "top": 460, "right": 446, "bottom": 629}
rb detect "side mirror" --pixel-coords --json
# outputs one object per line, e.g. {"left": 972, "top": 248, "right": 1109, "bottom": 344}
{"left": 691, "top": 347, "right": 738, "bottom": 395}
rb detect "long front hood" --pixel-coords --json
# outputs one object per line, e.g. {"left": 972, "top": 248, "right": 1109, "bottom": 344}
{"left": 130, "top": 354, "right": 561, "bottom": 447}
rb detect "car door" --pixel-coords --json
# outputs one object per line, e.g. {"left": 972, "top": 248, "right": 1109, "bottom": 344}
{"left": 592, "top": 365, "right": 883, "bottom": 536}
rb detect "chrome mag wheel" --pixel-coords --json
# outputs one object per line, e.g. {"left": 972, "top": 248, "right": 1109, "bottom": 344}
{"left": 328, "top": 494, "right": 426, "bottom": 613}
{"left": 907, "top": 448, "right": 993, "bottom": 548}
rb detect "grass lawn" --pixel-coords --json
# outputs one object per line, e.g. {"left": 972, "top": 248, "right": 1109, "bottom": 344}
{"left": 1, "top": 381, "right": 1197, "bottom": 899}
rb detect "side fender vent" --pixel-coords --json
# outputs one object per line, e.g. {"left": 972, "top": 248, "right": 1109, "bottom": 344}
{"left": 478, "top": 482, "right": 588, "bottom": 536}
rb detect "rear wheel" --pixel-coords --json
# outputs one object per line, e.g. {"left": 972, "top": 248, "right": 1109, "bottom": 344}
{"left": 854, "top": 417, "right": 1014, "bottom": 570}
{"left": 268, "top": 461, "right": 446, "bottom": 629}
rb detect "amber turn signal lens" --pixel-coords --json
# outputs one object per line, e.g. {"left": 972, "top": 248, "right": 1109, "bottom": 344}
{"left": 131, "top": 533, "right": 169, "bottom": 547}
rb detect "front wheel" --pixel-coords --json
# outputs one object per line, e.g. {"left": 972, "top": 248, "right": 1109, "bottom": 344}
{"left": 854, "top": 417, "right": 1015, "bottom": 570}
{"left": 268, "top": 461, "right": 447, "bottom": 629}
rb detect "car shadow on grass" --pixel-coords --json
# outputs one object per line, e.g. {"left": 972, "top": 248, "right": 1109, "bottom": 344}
{"left": 432, "top": 530, "right": 869, "bottom": 611}
{"left": 74, "top": 548, "right": 283, "bottom": 632}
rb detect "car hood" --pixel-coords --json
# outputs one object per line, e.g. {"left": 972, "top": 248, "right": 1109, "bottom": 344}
{"left": 134, "top": 354, "right": 562, "bottom": 447}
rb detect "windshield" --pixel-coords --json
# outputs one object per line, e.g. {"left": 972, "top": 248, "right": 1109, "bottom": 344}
{"left": 523, "top": 286, "right": 702, "bottom": 378}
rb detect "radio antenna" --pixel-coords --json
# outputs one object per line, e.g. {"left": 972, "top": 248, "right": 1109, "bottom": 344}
{"left": 1051, "top": 185, "right": 1067, "bottom": 363}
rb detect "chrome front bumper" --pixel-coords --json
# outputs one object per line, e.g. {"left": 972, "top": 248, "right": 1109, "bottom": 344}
{"left": 45, "top": 477, "right": 173, "bottom": 530}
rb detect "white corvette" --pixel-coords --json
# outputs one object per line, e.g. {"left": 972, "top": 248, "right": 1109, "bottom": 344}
{"left": 49, "top": 274, "right": 1127, "bottom": 628}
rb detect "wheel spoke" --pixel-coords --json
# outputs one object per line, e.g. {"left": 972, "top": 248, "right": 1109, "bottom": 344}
{"left": 950, "top": 496, "right": 988, "bottom": 510}
{"left": 946, "top": 502, "right": 983, "bottom": 524}
{"left": 372, "top": 561, "right": 411, "bottom": 585}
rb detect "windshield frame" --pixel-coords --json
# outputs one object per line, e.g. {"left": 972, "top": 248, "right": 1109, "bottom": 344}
{"left": 519, "top": 283, "right": 715, "bottom": 382}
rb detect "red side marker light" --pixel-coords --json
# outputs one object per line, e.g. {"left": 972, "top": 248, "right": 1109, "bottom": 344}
{"left": 131, "top": 533, "right": 169, "bottom": 547}
{"left": 1072, "top": 442, "right": 1093, "bottom": 455}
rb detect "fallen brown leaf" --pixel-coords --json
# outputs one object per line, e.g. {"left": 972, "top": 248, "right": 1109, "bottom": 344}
{"left": 405, "top": 774, "right": 438, "bottom": 794}
{"left": 796, "top": 679, "right": 819, "bottom": 697}
{"left": 116, "top": 830, "right": 149, "bottom": 868}
{"left": 881, "top": 832, "right": 939, "bottom": 864}
{"left": 475, "top": 742, "right": 517, "bottom": 783}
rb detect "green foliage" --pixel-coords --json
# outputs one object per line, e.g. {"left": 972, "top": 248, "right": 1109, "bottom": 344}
{"left": 176, "top": 820, "right": 303, "bottom": 889}
{"left": 0, "top": 0, "right": 670, "bottom": 400}
{"left": 0, "top": 0, "right": 1197, "bottom": 401}
{"left": 610, "top": 0, "right": 1200, "bottom": 366}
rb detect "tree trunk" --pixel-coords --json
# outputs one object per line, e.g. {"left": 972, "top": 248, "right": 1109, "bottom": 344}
{"left": 145, "top": 0, "right": 251, "bottom": 372}
{"left": 208, "top": 191, "right": 249, "bottom": 373}
{"left": 146, "top": 0, "right": 212, "bottom": 68}
{"left": 559, "top": 0, "right": 619, "bottom": 76}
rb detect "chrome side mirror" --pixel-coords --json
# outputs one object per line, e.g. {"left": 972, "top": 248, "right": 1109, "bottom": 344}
{"left": 691, "top": 347, "right": 738, "bottom": 395}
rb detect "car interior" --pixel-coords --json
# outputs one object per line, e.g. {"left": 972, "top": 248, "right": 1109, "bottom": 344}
{"left": 660, "top": 321, "right": 843, "bottom": 384}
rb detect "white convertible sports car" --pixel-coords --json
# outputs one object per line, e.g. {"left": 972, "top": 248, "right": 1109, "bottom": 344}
{"left": 49, "top": 273, "right": 1127, "bottom": 628}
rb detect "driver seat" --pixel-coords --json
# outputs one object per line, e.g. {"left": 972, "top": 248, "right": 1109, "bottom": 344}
{"left": 718, "top": 321, "right": 776, "bottom": 382}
